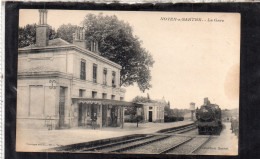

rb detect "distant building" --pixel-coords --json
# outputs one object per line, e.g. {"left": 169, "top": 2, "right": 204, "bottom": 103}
{"left": 190, "top": 102, "right": 195, "bottom": 121}
{"left": 17, "top": 10, "right": 133, "bottom": 129}
{"left": 136, "top": 97, "right": 167, "bottom": 123}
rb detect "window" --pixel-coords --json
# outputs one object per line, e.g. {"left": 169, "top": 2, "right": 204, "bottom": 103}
{"left": 103, "top": 68, "right": 107, "bottom": 85}
{"left": 80, "top": 60, "right": 86, "bottom": 80}
{"left": 79, "top": 89, "right": 85, "bottom": 97}
{"left": 149, "top": 107, "right": 153, "bottom": 110}
{"left": 112, "top": 71, "right": 116, "bottom": 88}
{"left": 111, "top": 95, "right": 115, "bottom": 100}
{"left": 102, "top": 93, "right": 107, "bottom": 99}
{"left": 93, "top": 64, "right": 97, "bottom": 83}
{"left": 120, "top": 97, "right": 124, "bottom": 101}
{"left": 92, "top": 91, "right": 97, "bottom": 98}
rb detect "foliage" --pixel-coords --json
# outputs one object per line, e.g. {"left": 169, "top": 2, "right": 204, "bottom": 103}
{"left": 124, "top": 115, "right": 143, "bottom": 123}
{"left": 82, "top": 13, "right": 154, "bottom": 92}
{"left": 125, "top": 106, "right": 136, "bottom": 116}
{"left": 132, "top": 96, "right": 153, "bottom": 103}
{"left": 164, "top": 116, "right": 184, "bottom": 122}
{"left": 18, "top": 24, "right": 36, "bottom": 48}
{"left": 18, "top": 24, "right": 58, "bottom": 48}
{"left": 56, "top": 24, "right": 78, "bottom": 43}
{"left": 164, "top": 106, "right": 172, "bottom": 116}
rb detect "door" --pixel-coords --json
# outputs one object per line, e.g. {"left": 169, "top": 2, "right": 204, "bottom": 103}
{"left": 102, "top": 105, "right": 107, "bottom": 126}
{"left": 59, "top": 87, "right": 66, "bottom": 128}
{"left": 110, "top": 106, "right": 118, "bottom": 127}
{"left": 91, "top": 104, "right": 97, "bottom": 120}
{"left": 149, "top": 111, "right": 153, "bottom": 122}
{"left": 78, "top": 103, "right": 83, "bottom": 126}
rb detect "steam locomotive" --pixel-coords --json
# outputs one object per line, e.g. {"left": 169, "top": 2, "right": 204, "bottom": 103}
{"left": 196, "top": 98, "right": 222, "bottom": 135}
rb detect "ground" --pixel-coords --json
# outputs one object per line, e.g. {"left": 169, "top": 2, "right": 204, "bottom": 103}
{"left": 197, "top": 122, "right": 238, "bottom": 155}
{"left": 16, "top": 120, "right": 193, "bottom": 152}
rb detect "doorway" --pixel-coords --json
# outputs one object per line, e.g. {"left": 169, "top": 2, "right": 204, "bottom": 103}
{"left": 102, "top": 105, "right": 107, "bottom": 126}
{"left": 110, "top": 106, "right": 118, "bottom": 127}
{"left": 78, "top": 103, "right": 83, "bottom": 126}
{"left": 149, "top": 111, "right": 153, "bottom": 122}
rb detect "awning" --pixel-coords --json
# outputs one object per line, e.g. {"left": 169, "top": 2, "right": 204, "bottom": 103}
{"left": 72, "top": 97, "right": 143, "bottom": 107}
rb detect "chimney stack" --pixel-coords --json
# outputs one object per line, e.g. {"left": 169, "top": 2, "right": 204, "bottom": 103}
{"left": 203, "top": 97, "right": 210, "bottom": 105}
{"left": 90, "top": 40, "right": 99, "bottom": 54}
{"left": 36, "top": 9, "right": 49, "bottom": 47}
{"left": 73, "top": 27, "right": 88, "bottom": 49}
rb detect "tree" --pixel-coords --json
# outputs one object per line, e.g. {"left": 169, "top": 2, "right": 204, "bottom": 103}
{"left": 18, "top": 24, "right": 58, "bottom": 48}
{"left": 132, "top": 96, "right": 153, "bottom": 103}
{"left": 18, "top": 24, "right": 36, "bottom": 48}
{"left": 56, "top": 24, "right": 78, "bottom": 43}
{"left": 19, "top": 14, "right": 154, "bottom": 92}
{"left": 82, "top": 13, "right": 154, "bottom": 92}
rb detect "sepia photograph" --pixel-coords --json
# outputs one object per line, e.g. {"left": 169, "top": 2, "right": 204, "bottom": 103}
{"left": 16, "top": 9, "right": 240, "bottom": 155}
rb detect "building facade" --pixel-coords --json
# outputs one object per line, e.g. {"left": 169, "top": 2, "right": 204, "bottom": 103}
{"left": 136, "top": 99, "right": 167, "bottom": 123}
{"left": 17, "top": 10, "right": 129, "bottom": 129}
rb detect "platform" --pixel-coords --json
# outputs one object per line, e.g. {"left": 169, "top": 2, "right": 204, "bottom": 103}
{"left": 16, "top": 121, "right": 193, "bottom": 152}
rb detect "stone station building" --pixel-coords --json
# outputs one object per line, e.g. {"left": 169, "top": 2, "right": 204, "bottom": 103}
{"left": 17, "top": 10, "right": 137, "bottom": 130}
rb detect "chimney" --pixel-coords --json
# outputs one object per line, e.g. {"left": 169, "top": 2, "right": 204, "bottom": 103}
{"left": 73, "top": 27, "right": 88, "bottom": 49}
{"left": 203, "top": 97, "right": 210, "bottom": 105}
{"left": 90, "top": 40, "right": 99, "bottom": 54}
{"left": 36, "top": 9, "right": 49, "bottom": 47}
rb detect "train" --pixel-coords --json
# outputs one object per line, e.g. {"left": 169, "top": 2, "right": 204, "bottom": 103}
{"left": 195, "top": 98, "right": 222, "bottom": 135}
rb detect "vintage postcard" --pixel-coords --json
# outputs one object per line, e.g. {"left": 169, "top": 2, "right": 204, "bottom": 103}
{"left": 16, "top": 9, "right": 240, "bottom": 155}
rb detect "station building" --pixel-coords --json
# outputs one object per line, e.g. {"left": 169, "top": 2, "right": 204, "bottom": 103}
{"left": 136, "top": 98, "right": 167, "bottom": 123}
{"left": 17, "top": 10, "right": 135, "bottom": 129}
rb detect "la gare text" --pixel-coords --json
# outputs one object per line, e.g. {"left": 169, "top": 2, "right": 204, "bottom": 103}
{"left": 160, "top": 17, "right": 224, "bottom": 22}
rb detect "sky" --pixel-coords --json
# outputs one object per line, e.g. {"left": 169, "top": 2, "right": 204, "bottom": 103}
{"left": 19, "top": 10, "right": 240, "bottom": 110}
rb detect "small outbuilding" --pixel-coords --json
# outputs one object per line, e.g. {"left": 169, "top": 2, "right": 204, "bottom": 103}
{"left": 136, "top": 101, "right": 166, "bottom": 123}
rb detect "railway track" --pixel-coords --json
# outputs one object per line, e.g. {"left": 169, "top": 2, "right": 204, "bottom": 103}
{"left": 163, "top": 125, "right": 197, "bottom": 134}
{"left": 50, "top": 123, "right": 212, "bottom": 154}
{"left": 83, "top": 135, "right": 169, "bottom": 153}
{"left": 165, "top": 136, "right": 211, "bottom": 154}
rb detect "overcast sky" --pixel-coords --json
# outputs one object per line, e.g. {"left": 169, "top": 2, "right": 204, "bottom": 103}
{"left": 19, "top": 10, "right": 240, "bottom": 110}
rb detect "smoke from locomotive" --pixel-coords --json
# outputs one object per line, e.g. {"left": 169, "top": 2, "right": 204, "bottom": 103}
{"left": 196, "top": 98, "right": 222, "bottom": 135}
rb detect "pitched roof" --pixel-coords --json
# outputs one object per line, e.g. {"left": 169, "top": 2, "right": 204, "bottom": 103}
{"left": 23, "top": 38, "right": 70, "bottom": 49}
{"left": 19, "top": 38, "right": 122, "bottom": 69}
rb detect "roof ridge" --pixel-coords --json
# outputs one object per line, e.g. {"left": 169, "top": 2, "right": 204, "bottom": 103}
{"left": 54, "top": 38, "right": 71, "bottom": 45}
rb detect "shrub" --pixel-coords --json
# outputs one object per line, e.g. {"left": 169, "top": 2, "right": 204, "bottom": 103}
{"left": 164, "top": 116, "right": 184, "bottom": 122}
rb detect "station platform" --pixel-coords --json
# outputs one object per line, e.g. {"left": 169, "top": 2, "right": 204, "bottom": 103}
{"left": 197, "top": 122, "right": 238, "bottom": 155}
{"left": 16, "top": 120, "right": 193, "bottom": 152}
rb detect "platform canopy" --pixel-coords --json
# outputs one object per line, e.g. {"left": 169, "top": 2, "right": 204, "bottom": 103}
{"left": 71, "top": 97, "right": 143, "bottom": 107}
